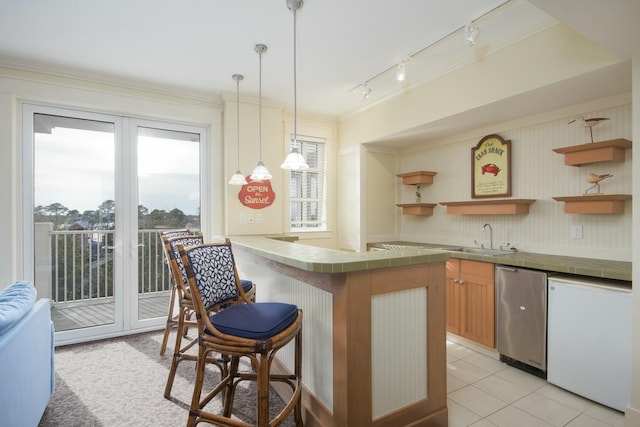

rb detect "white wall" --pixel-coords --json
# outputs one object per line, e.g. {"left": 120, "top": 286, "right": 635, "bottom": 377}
{"left": 222, "top": 92, "right": 339, "bottom": 249}
{"left": 393, "top": 96, "right": 632, "bottom": 261}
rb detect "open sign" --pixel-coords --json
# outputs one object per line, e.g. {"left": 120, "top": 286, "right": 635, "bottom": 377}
{"left": 238, "top": 177, "right": 276, "bottom": 209}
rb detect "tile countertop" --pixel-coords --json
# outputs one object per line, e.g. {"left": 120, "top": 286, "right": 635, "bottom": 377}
{"left": 226, "top": 235, "right": 449, "bottom": 274}
{"left": 368, "top": 241, "right": 631, "bottom": 282}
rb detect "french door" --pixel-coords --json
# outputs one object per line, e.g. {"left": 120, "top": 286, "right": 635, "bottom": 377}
{"left": 22, "top": 104, "right": 205, "bottom": 345}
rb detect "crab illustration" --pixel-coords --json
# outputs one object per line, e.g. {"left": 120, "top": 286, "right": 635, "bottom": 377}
{"left": 481, "top": 163, "right": 500, "bottom": 176}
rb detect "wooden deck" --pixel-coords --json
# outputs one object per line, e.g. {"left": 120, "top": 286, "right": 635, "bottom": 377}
{"left": 51, "top": 292, "right": 170, "bottom": 332}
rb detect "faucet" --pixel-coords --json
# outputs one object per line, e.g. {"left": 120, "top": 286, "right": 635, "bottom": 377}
{"left": 482, "top": 223, "right": 493, "bottom": 249}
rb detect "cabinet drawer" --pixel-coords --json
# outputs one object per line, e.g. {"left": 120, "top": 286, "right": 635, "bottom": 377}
{"left": 460, "top": 259, "right": 493, "bottom": 277}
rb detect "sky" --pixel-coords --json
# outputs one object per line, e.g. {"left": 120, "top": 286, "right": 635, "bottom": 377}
{"left": 34, "top": 125, "right": 200, "bottom": 216}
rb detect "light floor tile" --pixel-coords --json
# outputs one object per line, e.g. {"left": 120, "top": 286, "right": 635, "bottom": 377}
{"left": 448, "top": 373, "right": 468, "bottom": 393}
{"left": 536, "top": 384, "right": 596, "bottom": 412}
{"left": 448, "top": 359, "right": 492, "bottom": 384}
{"left": 447, "top": 341, "right": 476, "bottom": 360}
{"left": 487, "top": 405, "right": 554, "bottom": 427}
{"left": 470, "top": 420, "right": 498, "bottom": 427}
{"left": 445, "top": 340, "right": 626, "bottom": 427}
{"left": 513, "top": 392, "right": 582, "bottom": 426}
{"left": 565, "top": 414, "right": 612, "bottom": 427}
{"left": 493, "top": 365, "right": 547, "bottom": 392}
{"left": 473, "top": 374, "right": 530, "bottom": 404}
{"left": 449, "top": 385, "right": 509, "bottom": 417}
{"left": 447, "top": 398, "right": 482, "bottom": 427}
{"left": 463, "top": 353, "right": 508, "bottom": 374}
{"left": 584, "top": 405, "right": 625, "bottom": 427}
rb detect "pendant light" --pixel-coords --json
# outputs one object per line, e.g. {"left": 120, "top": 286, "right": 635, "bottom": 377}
{"left": 229, "top": 74, "right": 248, "bottom": 186}
{"left": 250, "top": 43, "right": 272, "bottom": 182}
{"left": 280, "top": 0, "right": 309, "bottom": 171}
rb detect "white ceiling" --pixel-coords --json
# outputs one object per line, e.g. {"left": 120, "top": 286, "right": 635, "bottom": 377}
{"left": 0, "top": 0, "right": 636, "bottom": 142}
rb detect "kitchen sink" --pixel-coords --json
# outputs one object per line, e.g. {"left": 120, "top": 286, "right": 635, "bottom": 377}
{"left": 433, "top": 247, "right": 515, "bottom": 256}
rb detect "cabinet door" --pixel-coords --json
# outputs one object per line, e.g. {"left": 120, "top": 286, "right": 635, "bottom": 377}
{"left": 459, "top": 272, "right": 495, "bottom": 348}
{"left": 445, "top": 273, "right": 460, "bottom": 335}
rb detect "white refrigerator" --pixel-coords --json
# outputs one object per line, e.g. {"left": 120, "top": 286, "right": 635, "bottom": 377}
{"left": 547, "top": 275, "right": 632, "bottom": 412}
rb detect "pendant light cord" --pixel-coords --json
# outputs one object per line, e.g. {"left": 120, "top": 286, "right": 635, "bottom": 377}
{"left": 236, "top": 77, "right": 241, "bottom": 169}
{"left": 293, "top": 5, "right": 297, "bottom": 145}
{"left": 258, "top": 47, "right": 263, "bottom": 161}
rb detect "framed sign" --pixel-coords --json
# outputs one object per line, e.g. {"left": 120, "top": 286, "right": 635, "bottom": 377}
{"left": 471, "top": 134, "right": 511, "bottom": 198}
{"left": 238, "top": 177, "right": 276, "bottom": 209}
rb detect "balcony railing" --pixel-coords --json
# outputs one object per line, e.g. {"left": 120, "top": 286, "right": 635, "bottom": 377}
{"left": 35, "top": 224, "right": 172, "bottom": 305}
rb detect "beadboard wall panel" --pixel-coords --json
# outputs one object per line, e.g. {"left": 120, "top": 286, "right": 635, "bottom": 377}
{"left": 235, "top": 257, "right": 334, "bottom": 411}
{"left": 371, "top": 287, "right": 427, "bottom": 419}
{"left": 396, "top": 103, "right": 632, "bottom": 261}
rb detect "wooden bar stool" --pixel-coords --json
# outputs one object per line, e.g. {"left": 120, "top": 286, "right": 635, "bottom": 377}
{"left": 178, "top": 239, "right": 303, "bottom": 427}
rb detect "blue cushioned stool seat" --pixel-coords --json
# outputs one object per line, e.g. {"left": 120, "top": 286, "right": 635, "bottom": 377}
{"left": 240, "top": 279, "right": 253, "bottom": 293}
{"left": 208, "top": 302, "right": 298, "bottom": 340}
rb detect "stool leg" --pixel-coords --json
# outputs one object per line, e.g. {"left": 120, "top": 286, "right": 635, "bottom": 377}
{"left": 163, "top": 303, "right": 186, "bottom": 398}
{"left": 256, "top": 353, "right": 271, "bottom": 427}
{"left": 159, "top": 281, "right": 178, "bottom": 355}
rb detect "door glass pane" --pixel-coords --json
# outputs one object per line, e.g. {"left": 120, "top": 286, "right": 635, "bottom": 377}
{"left": 136, "top": 126, "right": 200, "bottom": 321}
{"left": 33, "top": 113, "right": 116, "bottom": 332}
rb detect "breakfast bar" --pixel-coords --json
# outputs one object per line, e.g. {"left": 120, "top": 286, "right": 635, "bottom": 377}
{"left": 228, "top": 236, "right": 450, "bottom": 427}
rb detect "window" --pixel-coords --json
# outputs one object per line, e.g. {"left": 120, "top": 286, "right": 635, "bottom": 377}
{"left": 288, "top": 136, "right": 326, "bottom": 230}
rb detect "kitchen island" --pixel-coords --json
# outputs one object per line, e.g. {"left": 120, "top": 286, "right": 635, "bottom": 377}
{"left": 228, "top": 236, "right": 449, "bottom": 427}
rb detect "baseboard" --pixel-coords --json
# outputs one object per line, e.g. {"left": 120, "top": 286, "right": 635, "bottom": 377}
{"left": 625, "top": 405, "right": 640, "bottom": 426}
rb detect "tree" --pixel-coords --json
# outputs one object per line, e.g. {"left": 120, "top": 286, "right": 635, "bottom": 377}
{"left": 45, "top": 202, "right": 68, "bottom": 228}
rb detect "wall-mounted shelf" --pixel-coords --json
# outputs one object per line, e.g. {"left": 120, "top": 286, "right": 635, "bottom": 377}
{"left": 396, "top": 203, "right": 437, "bottom": 216}
{"left": 552, "top": 194, "right": 631, "bottom": 214}
{"left": 439, "top": 199, "right": 536, "bottom": 215}
{"left": 396, "top": 171, "right": 437, "bottom": 185}
{"left": 552, "top": 139, "right": 631, "bottom": 166}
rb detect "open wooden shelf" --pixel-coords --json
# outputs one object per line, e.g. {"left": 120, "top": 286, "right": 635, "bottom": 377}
{"left": 396, "top": 203, "right": 437, "bottom": 216}
{"left": 396, "top": 171, "right": 437, "bottom": 185}
{"left": 439, "top": 199, "right": 536, "bottom": 215}
{"left": 552, "top": 139, "right": 631, "bottom": 166}
{"left": 552, "top": 194, "right": 631, "bottom": 214}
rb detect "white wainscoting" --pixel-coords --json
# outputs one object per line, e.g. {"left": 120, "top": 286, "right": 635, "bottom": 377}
{"left": 235, "top": 257, "right": 334, "bottom": 411}
{"left": 371, "top": 287, "right": 428, "bottom": 419}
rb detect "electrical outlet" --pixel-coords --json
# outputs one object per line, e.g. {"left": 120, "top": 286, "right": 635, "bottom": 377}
{"left": 248, "top": 214, "right": 255, "bottom": 224}
{"left": 453, "top": 222, "right": 460, "bottom": 232}
{"left": 571, "top": 224, "right": 583, "bottom": 239}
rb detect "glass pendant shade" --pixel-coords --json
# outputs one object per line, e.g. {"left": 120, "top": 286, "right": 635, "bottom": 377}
{"left": 229, "top": 170, "right": 247, "bottom": 185}
{"left": 280, "top": 146, "right": 308, "bottom": 170}
{"left": 250, "top": 161, "right": 272, "bottom": 181}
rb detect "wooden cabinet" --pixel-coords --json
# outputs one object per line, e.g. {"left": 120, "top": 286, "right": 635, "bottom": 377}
{"left": 446, "top": 259, "right": 495, "bottom": 348}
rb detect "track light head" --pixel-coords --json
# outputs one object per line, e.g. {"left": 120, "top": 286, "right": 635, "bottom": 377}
{"left": 465, "top": 24, "right": 479, "bottom": 46}
{"left": 361, "top": 83, "right": 371, "bottom": 99}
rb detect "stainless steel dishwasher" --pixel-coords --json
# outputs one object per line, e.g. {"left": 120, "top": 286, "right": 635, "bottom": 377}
{"left": 495, "top": 265, "right": 549, "bottom": 378}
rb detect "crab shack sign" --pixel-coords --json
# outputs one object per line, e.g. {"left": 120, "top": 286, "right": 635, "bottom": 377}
{"left": 238, "top": 177, "right": 276, "bottom": 209}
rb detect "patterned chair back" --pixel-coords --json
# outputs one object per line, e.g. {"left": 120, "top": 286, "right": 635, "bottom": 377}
{"left": 181, "top": 243, "right": 239, "bottom": 311}
{"left": 160, "top": 229, "right": 192, "bottom": 239}
{"left": 166, "top": 234, "right": 204, "bottom": 288}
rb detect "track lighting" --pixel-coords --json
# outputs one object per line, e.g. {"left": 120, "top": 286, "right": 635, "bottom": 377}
{"left": 396, "top": 61, "right": 407, "bottom": 81}
{"left": 465, "top": 23, "right": 479, "bottom": 46}
{"left": 361, "top": 82, "right": 371, "bottom": 99}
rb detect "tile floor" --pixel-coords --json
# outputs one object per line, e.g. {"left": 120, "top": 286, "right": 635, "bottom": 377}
{"left": 446, "top": 338, "right": 626, "bottom": 427}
